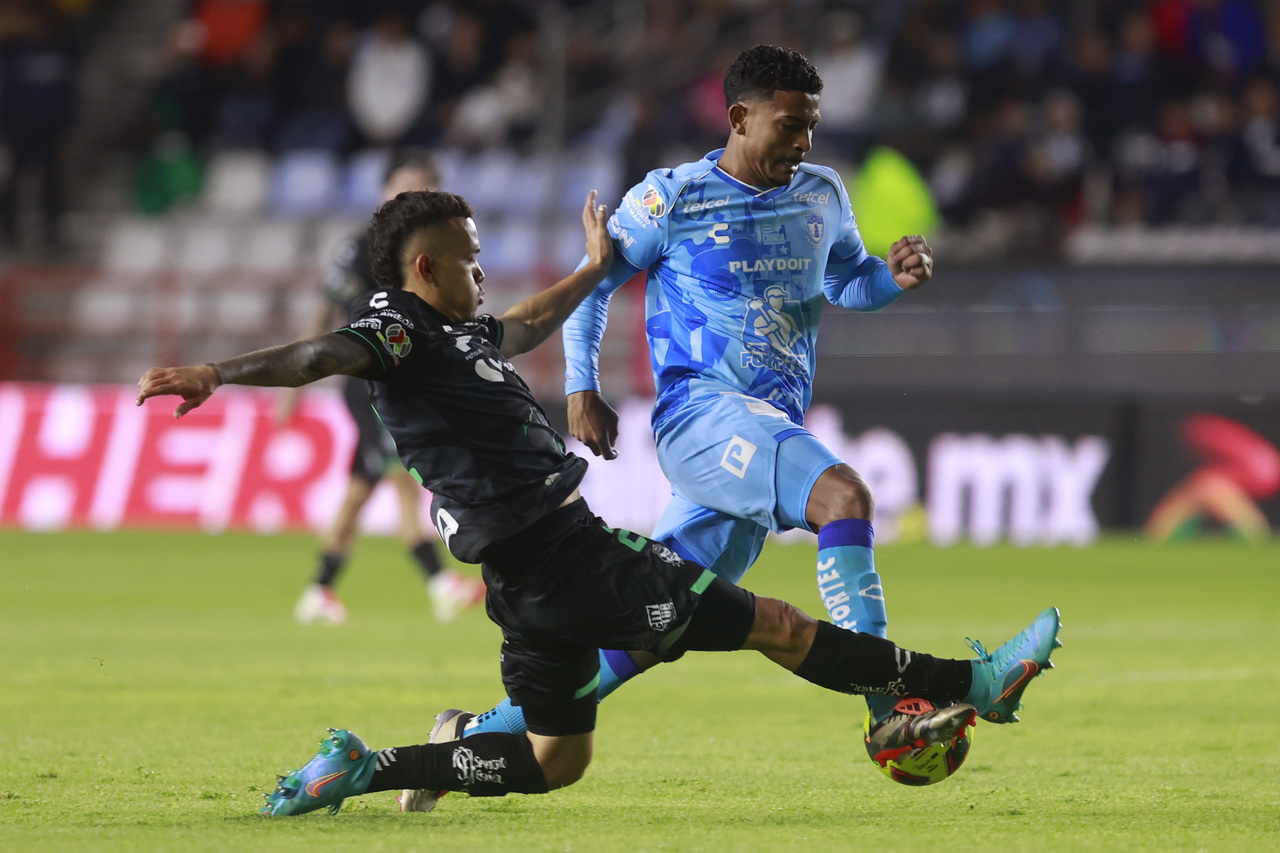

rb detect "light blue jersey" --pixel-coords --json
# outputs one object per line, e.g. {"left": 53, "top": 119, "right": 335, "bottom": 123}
{"left": 464, "top": 149, "right": 916, "bottom": 739}
{"left": 564, "top": 148, "right": 905, "bottom": 430}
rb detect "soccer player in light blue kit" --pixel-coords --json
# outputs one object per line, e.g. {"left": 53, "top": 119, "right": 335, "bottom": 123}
{"left": 462, "top": 45, "right": 1039, "bottom": 745}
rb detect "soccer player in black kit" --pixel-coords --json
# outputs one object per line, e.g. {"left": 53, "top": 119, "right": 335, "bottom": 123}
{"left": 137, "top": 190, "right": 1060, "bottom": 816}
{"left": 278, "top": 149, "right": 484, "bottom": 625}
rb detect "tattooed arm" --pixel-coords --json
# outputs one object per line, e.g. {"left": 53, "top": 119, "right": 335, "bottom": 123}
{"left": 137, "top": 332, "right": 373, "bottom": 418}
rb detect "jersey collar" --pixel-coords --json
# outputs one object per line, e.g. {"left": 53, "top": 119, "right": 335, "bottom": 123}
{"left": 704, "top": 148, "right": 795, "bottom": 202}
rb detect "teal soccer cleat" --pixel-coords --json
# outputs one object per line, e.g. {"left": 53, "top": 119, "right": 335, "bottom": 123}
{"left": 261, "top": 729, "right": 378, "bottom": 816}
{"left": 965, "top": 607, "right": 1062, "bottom": 724}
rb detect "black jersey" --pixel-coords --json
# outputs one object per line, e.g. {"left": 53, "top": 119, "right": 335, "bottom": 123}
{"left": 321, "top": 229, "right": 376, "bottom": 314}
{"left": 337, "top": 287, "right": 589, "bottom": 562}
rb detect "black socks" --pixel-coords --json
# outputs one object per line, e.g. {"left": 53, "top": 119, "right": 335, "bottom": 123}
{"left": 794, "top": 621, "right": 972, "bottom": 705}
{"left": 315, "top": 552, "right": 344, "bottom": 587}
{"left": 367, "top": 733, "right": 549, "bottom": 797}
{"left": 411, "top": 540, "right": 443, "bottom": 578}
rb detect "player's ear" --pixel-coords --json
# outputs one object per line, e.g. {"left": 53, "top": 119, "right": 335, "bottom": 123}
{"left": 412, "top": 253, "right": 434, "bottom": 286}
{"left": 728, "top": 102, "right": 749, "bottom": 136}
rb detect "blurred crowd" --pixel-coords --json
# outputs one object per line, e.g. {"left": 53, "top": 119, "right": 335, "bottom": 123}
{"left": 0, "top": 0, "right": 96, "bottom": 250}
{"left": 6, "top": 0, "right": 1280, "bottom": 256}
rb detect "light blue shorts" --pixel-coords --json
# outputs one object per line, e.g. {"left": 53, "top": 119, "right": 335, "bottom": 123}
{"left": 652, "top": 390, "right": 843, "bottom": 583}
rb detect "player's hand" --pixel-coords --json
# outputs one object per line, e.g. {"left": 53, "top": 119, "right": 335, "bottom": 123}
{"left": 136, "top": 364, "right": 221, "bottom": 418}
{"left": 582, "top": 190, "right": 613, "bottom": 272}
{"left": 887, "top": 235, "right": 933, "bottom": 291}
{"left": 568, "top": 390, "right": 619, "bottom": 460}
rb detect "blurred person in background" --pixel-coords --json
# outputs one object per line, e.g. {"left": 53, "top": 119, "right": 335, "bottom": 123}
{"left": 347, "top": 10, "right": 429, "bottom": 147}
{"left": 0, "top": 0, "right": 77, "bottom": 252}
{"left": 277, "top": 148, "right": 484, "bottom": 625}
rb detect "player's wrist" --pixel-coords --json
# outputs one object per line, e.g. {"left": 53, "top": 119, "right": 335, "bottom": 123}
{"left": 204, "top": 362, "right": 224, "bottom": 388}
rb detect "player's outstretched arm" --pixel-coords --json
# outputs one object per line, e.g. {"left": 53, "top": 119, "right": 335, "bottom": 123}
{"left": 276, "top": 300, "right": 344, "bottom": 425}
{"left": 498, "top": 191, "right": 612, "bottom": 358}
{"left": 137, "top": 332, "right": 373, "bottom": 418}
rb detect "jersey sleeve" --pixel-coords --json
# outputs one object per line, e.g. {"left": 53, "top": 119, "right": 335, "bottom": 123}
{"left": 822, "top": 176, "right": 904, "bottom": 311}
{"left": 561, "top": 174, "right": 670, "bottom": 394}
{"left": 475, "top": 314, "right": 505, "bottom": 348}
{"left": 336, "top": 289, "right": 420, "bottom": 380}
{"left": 608, "top": 173, "right": 672, "bottom": 271}
{"left": 562, "top": 253, "right": 640, "bottom": 395}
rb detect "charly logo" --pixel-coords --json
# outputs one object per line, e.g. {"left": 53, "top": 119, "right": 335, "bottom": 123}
{"left": 452, "top": 746, "right": 508, "bottom": 786}
{"left": 895, "top": 648, "right": 912, "bottom": 674}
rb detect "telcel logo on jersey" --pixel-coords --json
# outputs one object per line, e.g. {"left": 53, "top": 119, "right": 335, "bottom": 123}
{"left": 682, "top": 195, "right": 730, "bottom": 214}
{"left": 793, "top": 191, "right": 830, "bottom": 205}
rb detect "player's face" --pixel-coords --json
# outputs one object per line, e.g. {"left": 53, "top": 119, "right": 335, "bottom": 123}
{"left": 424, "top": 217, "right": 486, "bottom": 321}
{"left": 738, "top": 90, "right": 820, "bottom": 186}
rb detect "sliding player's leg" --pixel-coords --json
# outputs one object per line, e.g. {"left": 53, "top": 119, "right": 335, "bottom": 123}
{"left": 463, "top": 498, "right": 766, "bottom": 737}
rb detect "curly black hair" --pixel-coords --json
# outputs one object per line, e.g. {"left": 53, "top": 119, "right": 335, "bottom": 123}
{"left": 723, "top": 44, "right": 823, "bottom": 108}
{"left": 369, "top": 190, "right": 473, "bottom": 290}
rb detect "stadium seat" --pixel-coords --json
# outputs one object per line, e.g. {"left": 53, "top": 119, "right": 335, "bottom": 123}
{"left": 102, "top": 219, "right": 171, "bottom": 272}
{"left": 242, "top": 221, "right": 304, "bottom": 271}
{"left": 341, "top": 148, "right": 392, "bottom": 215}
{"left": 551, "top": 220, "right": 592, "bottom": 273}
{"left": 431, "top": 148, "right": 467, "bottom": 194}
{"left": 466, "top": 150, "right": 520, "bottom": 215}
{"left": 480, "top": 218, "right": 540, "bottom": 277}
{"left": 270, "top": 150, "right": 340, "bottom": 218}
{"left": 211, "top": 289, "right": 275, "bottom": 335}
{"left": 175, "top": 223, "right": 235, "bottom": 273}
{"left": 556, "top": 149, "right": 623, "bottom": 215}
{"left": 202, "top": 150, "right": 271, "bottom": 216}
{"left": 312, "top": 217, "right": 365, "bottom": 267}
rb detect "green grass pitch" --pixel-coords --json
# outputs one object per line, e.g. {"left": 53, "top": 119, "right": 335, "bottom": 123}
{"left": 1, "top": 529, "right": 1278, "bottom": 852}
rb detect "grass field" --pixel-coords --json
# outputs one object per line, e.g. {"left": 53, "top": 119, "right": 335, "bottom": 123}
{"left": 1, "top": 529, "right": 1278, "bottom": 852}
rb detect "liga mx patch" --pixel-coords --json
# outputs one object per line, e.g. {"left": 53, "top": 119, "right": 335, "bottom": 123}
{"left": 805, "top": 211, "right": 824, "bottom": 247}
{"left": 379, "top": 324, "right": 412, "bottom": 359}
{"left": 641, "top": 185, "right": 667, "bottom": 218}
{"left": 646, "top": 601, "right": 676, "bottom": 631}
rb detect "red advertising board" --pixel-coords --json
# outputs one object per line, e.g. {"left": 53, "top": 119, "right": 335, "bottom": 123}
{"left": 0, "top": 382, "right": 357, "bottom": 533}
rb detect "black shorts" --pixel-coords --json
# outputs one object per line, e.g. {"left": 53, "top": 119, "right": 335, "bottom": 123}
{"left": 342, "top": 376, "right": 398, "bottom": 484}
{"left": 480, "top": 499, "right": 756, "bottom": 737}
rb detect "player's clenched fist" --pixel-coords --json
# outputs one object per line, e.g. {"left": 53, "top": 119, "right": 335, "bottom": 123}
{"left": 136, "top": 364, "right": 221, "bottom": 418}
{"left": 887, "top": 235, "right": 934, "bottom": 291}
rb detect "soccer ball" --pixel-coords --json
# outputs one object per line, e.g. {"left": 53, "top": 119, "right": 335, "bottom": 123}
{"left": 863, "top": 698, "right": 975, "bottom": 786}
